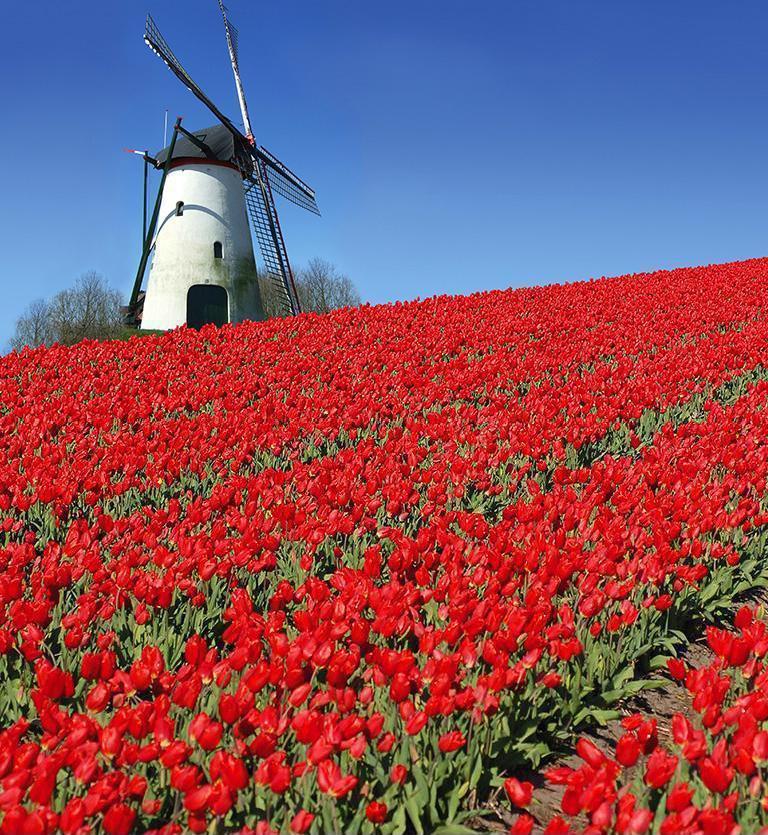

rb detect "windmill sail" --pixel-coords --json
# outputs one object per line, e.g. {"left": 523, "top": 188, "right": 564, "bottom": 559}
{"left": 144, "top": 15, "right": 247, "bottom": 145}
{"left": 217, "top": 1, "right": 254, "bottom": 141}
{"left": 244, "top": 173, "right": 301, "bottom": 316}
{"left": 256, "top": 147, "right": 320, "bottom": 215}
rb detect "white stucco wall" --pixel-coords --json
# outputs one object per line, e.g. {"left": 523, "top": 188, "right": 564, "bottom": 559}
{"left": 141, "top": 161, "right": 265, "bottom": 330}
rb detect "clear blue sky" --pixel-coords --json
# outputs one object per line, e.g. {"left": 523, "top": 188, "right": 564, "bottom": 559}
{"left": 2, "top": 1, "right": 767, "bottom": 341}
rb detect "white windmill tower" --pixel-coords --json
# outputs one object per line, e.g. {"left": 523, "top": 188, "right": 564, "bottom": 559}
{"left": 128, "top": 3, "right": 320, "bottom": 329}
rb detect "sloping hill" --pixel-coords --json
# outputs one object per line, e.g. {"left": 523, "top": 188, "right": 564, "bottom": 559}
{"left": 1, "top": 258, "right": 768, "bottom": 834}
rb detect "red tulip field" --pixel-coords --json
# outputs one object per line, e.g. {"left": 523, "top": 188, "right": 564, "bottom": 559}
{"left": 3, "top": 258, "right": 768, "bottom": 834}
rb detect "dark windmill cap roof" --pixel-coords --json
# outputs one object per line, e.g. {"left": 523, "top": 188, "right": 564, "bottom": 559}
{"left": 155, "top": 124, "right": 246, "bottom": 166}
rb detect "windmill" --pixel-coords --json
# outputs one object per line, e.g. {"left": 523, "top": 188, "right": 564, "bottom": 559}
{"left": 127, "top": 1, "right": 319, "bottom": 330}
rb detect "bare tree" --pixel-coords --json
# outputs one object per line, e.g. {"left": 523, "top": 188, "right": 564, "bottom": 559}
{"left": 10, "top": 298, "right": 54, "bottom": 352}
{"left": 10, "top": 272, "right": 124, "bottom": 351}
{"left": 296, "top": 258, "right": 361, "bottom": 314}
{"left": 257, "top": 272, "right": 291, "bottom": 320}
{"left": 258, "top": 259, "right": 361, "bottom": 319}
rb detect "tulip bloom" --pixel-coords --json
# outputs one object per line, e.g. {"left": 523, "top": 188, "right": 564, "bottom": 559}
{"left": 290, "top": 811, "right": 314, "bottom": 833}
{"left": 366, "top": 801, "right": 388, "bottom": 823}
{"left": 438, "top": 730, "right": 466, "bottom": 753}
{"left": 504, "top": 777, "right": 534, "bottom": 808}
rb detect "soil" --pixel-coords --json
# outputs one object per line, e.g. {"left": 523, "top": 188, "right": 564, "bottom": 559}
{"left": 469, "top": 639, "right": 716, "bottom": 834}
{"left": 469, "top": 591, "right": 768, "bottom": 833}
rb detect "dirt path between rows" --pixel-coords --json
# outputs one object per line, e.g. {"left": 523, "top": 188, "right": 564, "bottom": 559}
{"left": 468, "top": 637, "right": 717, "bottom": 833}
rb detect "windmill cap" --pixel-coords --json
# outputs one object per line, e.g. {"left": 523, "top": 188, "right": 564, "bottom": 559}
{"left": 156, "top": 123, "right": 249, "bottom": 168}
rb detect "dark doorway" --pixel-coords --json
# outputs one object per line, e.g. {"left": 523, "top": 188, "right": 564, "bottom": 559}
{"left": 187, "top": 284, "right": 228, "bottom": 329}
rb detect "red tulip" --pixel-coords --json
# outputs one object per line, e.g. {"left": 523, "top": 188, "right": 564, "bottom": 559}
{"left": 666, "top": 658, "right": 686, "bottom": 680}
{"left": 290, "top": 811, "right": 314, "bottom": 833}
{"left": 615, "top": 733, "right": 641, "bottom": 767}
{"left": 504, "top": 777, "right": 534, "bottom": 808}
{"left": 210, "top": 751, "right": 249, "bottom": 791}
{"left": 438, "top": 730, "right": 466, "bottom": 752}
{"left": 189, "top": 712, "right": 223, "bottom": 751}
{"left": 404, "top": 711, "right": 428, "bottom": 736}
{"left": 576, "top": 738, "right": 605, "bottom": 768}
{"left": 754, "top": 731, "right": 768, "bottom": 761}
{"left": 102, "top": 803, "right": 136, "bottom": 835}
{"left": 184, "top": 784, "right": 213, "bottom": 812}
{"left": 699, "top": 757, "right": 733, "bottom": 794}
{"left": 510, "top": 814, "right": 535, "bottom": 835}
{"left": 366, "top": 801, "right": 388, "bottom": 823}
{"left": 390, "top": 764, "right": 408, "bottom": 784}
{"left": 644, "top": 748, "right": 678, "bottom": 789}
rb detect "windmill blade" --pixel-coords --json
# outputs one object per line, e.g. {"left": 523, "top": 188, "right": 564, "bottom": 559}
{"left": 218, "top": 2, "right": 240, "bottom": 71}
{"left": 144, "top": 14, "right": 247, "bottom": 144}
{"left": 228, "top": 22, "right": 240, "bottom": 69}
{"left": 244, "top": 176, "right": 299, "bottom": 316}
{"left": 255, "top": 146, "right": 320, "bottom": 215}
{"left": 217, "top": 0, "right": 254, "bottom": 142}
{"left": 244, "top": 174, "right": 301, "bottom": 316}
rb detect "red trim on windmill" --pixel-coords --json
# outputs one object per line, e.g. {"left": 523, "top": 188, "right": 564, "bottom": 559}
{"left": 168, "top": 156, "right": 240, "bottom": 171}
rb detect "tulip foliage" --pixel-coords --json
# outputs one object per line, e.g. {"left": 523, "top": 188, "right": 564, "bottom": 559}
{"left": 532, "top": 604, "right": 768, "bottom": 835}
{"left": 1, "top": 258, "right": 768, "bottom": 833}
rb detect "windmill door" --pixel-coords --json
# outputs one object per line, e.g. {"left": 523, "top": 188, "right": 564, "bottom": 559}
{"left": 187, "top": 285, "right": 229, "bottom": 329}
